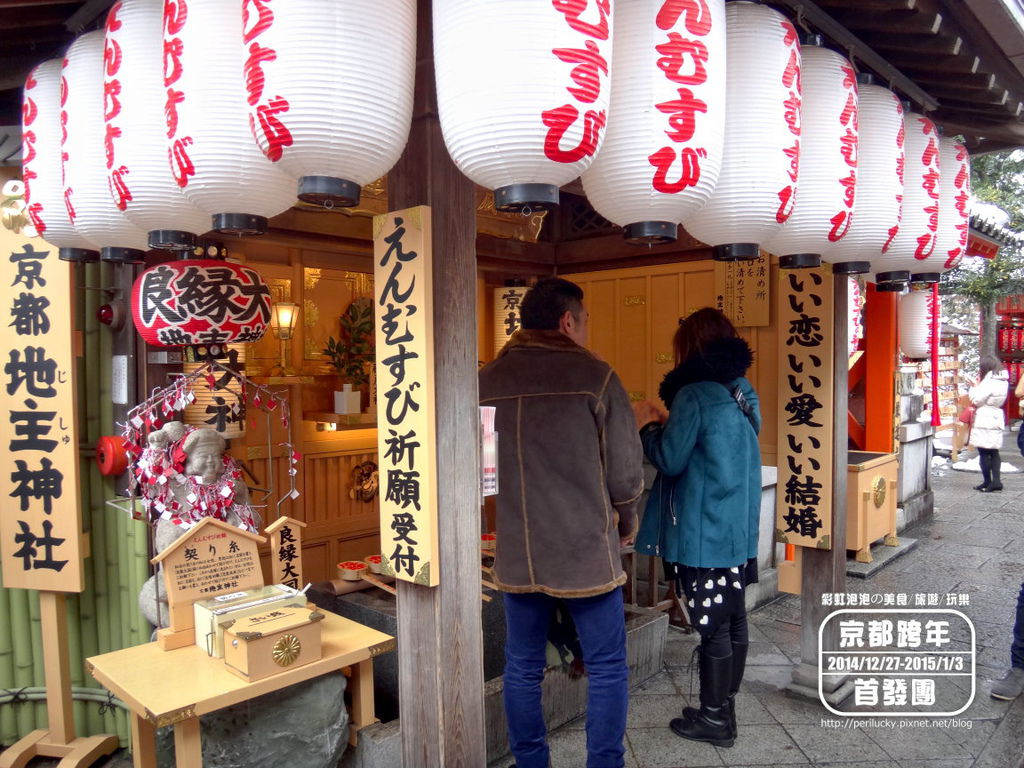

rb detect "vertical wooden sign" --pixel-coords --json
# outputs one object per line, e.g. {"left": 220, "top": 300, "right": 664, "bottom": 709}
{"left": 265, "top": 516, "right": 306, "bottom": 589}
{"left": 776, "top": 266, "right": 835, "bottom": 549}
{"left": 373, "top": 207, "right": 439, "bottom": 587}
{"left": 714, "top": 251, "right": 771, "bottom": 327}
{"left": 0, "top": 230, "right": 84, "bottom": 592}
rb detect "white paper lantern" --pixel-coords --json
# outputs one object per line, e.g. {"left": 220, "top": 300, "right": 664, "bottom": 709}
{"left": 434, "top": 0, "right": 613, "bottom": 210}
{"left": 493, "top": 285, "right": 530, "bottom": 356}
{"left": 931, "top": 137, "right": 971, "bottom": 273}
{"left": 62, "top": 31, "right": 149, "bottom": 263}
{"left": 166, "top": 0, "right": 296, "bottom": 235}
{"left": 848, "top": 277, "right": 864, "bottom": 358}
{"left": 822, "top": 76, "right": 904, "bottom": 279}
{"left": 104, "top": 0, "right": 209, "bottom": 251}
{"left": 899, "top": 288, "right": 932, "bottom": 360}
{"left": 21, "top": 59, "right": 99, "bottom": 262}
{"left": 581, "top": 0, "right": 725, "bottom": 244}
{"left": 874, "top": 110, "right": 940, "bottom": 284}
{"left": 764, "top": 40, "right": 859, "bottom": 271}
{"left": 244, "top": 0, "right": 415, "bottom": 207}
{"left": 683, "top": 1, "right": 801, "bottom": 261}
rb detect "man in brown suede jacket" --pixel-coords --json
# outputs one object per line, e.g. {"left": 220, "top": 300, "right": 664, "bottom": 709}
{"left": 479, "top": 277, "right": 644, "bottom": 768}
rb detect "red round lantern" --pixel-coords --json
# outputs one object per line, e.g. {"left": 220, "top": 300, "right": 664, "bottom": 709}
{"left": 131, "top": 260, "right": 271, "bottom": 347}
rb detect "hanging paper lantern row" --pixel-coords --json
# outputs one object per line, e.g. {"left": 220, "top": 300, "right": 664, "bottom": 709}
{"left": 823, "top": 75, "right": 904, "bottom": 277}
{"left": 131, "top": 259, "right": 272, "bottom": 347}
{"left": 493, "top": 284, "right": 530, "bottom": 355}
{"left": 581, "top": 0, "right": 726, "bottom": 244}
{"left": 683, "top": 1, "right": 801, "bottom": 261}
{"left": 434, "top": 0, "right": 614, "bottom": 211}
{"left": 765, "top": 38, "right": 858, "bottom": 270}
{"left": 875, "top": 110, "right": 940, "bottom": 284}
{"left": 21, "top": 59, "right": 99, "bottom": 261}
{"left": 62, "top": 31, "right": 149, "bottom": 263}
{"left": 167, "top": 0, "right": 296, "bottom": 235}
{"left": 245, "top": 0, "right": 416, "bottom": 206}
{"left": 899, "top": 288, "right": 932, "bottom": 359}
{"left": 104, "top": 0, "right": 209, "bottom": 251}
{"left": 933, "top": 136, "right": 971, "bottom": 272}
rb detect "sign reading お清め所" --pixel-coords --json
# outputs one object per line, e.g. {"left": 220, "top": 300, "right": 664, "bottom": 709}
{"left": 0, "top": 227, "right": 84, "bottom": 592}
{"left": 776, "top": 265, "right": 835, "bottom": 550}
{"left": 373, "top": 207, "right": 439, "bottom": 587}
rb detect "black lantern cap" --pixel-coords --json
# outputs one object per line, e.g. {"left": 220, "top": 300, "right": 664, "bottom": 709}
{"left": 624, "top": 221, "right": 677, "bottom": 245}
{"left": 713, "top": 243, "right": 759, "bottom": 261}
{"left": 856, "top": 73, "right": 875, "bottom": 86}
{"left": 910, "top": 272, "right": 941, "bottom": 284}
{"left": 148, "top": 229, "right": 196, "bottom": 252}
{"left": 779, "top": 253, "right": 821, "bottom": 269}
{"left": 494, "top": 183, "right": 559, "bottom": 212}
{"left": 875, "top": 281, "right": 905, "bottom": 292}
{"left": 213, "top": 213, "right": 268, "bottom": 236}
{"left": 875, "top": 270, "right": 910, "bottom": 285}
{"left": 832, "top": 261, "right": 871, "bottom": 275}
{"left": 100, "top": 247, "right": 146, "bottom": 264}
{"left": 58, "top": 247, "right": 99, "bottom": 263}
{"left": 298, "top": 176, "right": 360, "bottom": 208}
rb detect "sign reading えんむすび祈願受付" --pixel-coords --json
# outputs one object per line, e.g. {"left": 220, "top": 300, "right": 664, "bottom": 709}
{"left": 0, "top": 228, "right": 84, "bottom": 592}
{"left": 373, "top": 207, "right": 439, "bottom": 587}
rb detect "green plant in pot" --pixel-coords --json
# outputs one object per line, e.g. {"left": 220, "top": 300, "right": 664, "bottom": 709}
{"left": 323, "top": 297, "right": 374, "bottom": 414}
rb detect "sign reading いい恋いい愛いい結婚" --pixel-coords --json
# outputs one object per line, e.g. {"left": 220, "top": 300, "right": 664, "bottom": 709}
{"left": 0, "top": 227, "right": 85, "bottom": 592}
{"left": 776, "top": 265, "right": 835, "bottom": 550}
{"left": 373, "top": 207, "right": 439, "bottom": 587}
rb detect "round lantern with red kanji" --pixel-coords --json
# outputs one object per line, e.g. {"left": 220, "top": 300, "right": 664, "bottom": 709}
{"left": 104, "top": 0, "right": 210, "bottom": 251}
{"left": 764, "top": 38, "right": 859, "bottom": 271}
{"left": 165, "top": 0, "right": 296, "bottom": 235}
{"left": 62, "top": 31, "right": 149, "bottom": 262}
{"left": 899, "top": 288, "right": 933, "bottom": 360}
{"left": 931, "top": 136, "right": 971, "bottom": 273}
{"left": 244, "top": 0, "right": 415, "bottom": 207}
{"left": 580, "top": 0, "right": 726, "bottom": 245}
{"left": 21, "top": 59, "right": 99, "bottom": 262}
{"left": 683, "top": 1, "right": 801, "bottom": 261}
{"left": 434, "top": 0, "right": 614, "bottom": 211}
{"left": 822, "top": 75, "right": 905, "bottom": 279}
{"left": 874, "top": 109, "right": 940, "bottom": 285}
{"left": 131, "top": 260, "right": 272, "bottom": 347}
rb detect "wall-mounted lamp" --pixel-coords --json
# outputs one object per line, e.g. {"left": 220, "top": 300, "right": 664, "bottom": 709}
{"left": 270, "top": 301, "right": 298, "bottom": 375}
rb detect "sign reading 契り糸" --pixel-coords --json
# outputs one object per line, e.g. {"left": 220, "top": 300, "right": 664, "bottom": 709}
{"left": 0, "top": 228, "right": 85, "bottom": 592}
{"left": 373, "top": 207, "right": 439, "bottom": 587}
{"left": 776, "top": 265, "right": 835, "bottom": 549}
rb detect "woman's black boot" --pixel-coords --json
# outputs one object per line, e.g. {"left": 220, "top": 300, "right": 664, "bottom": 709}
{"left": 727, "top": 642, "right": 748, "bottom": 739}
{"left": 671, "top": 648, "right": 734, "bottom": 747}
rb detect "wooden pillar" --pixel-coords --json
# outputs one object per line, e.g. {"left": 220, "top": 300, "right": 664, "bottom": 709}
{"left": 864, "top": 284, "right": 898, "bottom": 453}
{"left": 790, "top": 272, "right": 852, "bottom": 704}
{"left": 387, "top": 1, "right": 486, "bottom": 765}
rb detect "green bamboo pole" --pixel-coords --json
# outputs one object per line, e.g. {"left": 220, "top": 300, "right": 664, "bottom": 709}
{"left": 80, "top": 260, "right": 104, "bottom": 737}
{"left": 9, "top": 586, "right": 35, "bottom": 736}
{"left": 27, "top": 591, "right": 44, "bottom": 731}
{"left": 128, "top": 517, "right": 149, "bottom": 647}
{"left": 0, "top": 578, "right": 16, "bottom": 743}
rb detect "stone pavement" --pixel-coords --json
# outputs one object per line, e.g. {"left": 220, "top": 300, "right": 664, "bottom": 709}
{"left": 490, "top": 432, "right": 1024, "bottom": 768}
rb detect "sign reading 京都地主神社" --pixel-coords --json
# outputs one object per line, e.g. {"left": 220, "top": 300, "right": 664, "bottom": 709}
{"left": 373, "top": 206, "right": 439, "bottom": 587}
{"left": 776, "top": 265, "right": 835, "bottom": 550}
{"left": 0, "top": 226, "right": 85, "bottom": 592}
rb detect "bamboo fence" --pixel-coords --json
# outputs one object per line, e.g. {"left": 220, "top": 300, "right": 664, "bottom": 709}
{"left": 0, "top": 261, "right": 151, "bottom": 747}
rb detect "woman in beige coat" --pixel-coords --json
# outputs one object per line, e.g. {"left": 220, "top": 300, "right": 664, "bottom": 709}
{"left": 969, "top": 354, "right": 1009, "bottom": 491}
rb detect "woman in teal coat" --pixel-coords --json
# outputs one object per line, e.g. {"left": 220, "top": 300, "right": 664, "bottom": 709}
{"left": 634, "top": 308, "right": 762, "bottom": 749}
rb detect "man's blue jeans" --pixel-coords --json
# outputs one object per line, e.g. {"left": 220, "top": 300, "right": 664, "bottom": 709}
{"left": 1012, "top": 581, "right": 1024, "bottom": 669}
{"left": 503, "top": 588, "right": 628, "bottom": 768}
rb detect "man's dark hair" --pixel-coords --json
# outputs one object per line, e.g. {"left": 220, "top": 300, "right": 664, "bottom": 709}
{"left": 519, "top": 277, "right": 584, "bottom": 330}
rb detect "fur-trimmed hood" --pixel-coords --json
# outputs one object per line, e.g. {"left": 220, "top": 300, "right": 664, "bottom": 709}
{"left": 658, "top": 336, "right": 754, "bottom": 408}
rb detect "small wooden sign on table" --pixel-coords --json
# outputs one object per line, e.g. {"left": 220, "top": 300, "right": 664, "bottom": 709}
{"left": 265, "top": 516, "right": 306, "bottom": 589}
{"left": 150, "top": 517, "right": 266, "bottom": 650}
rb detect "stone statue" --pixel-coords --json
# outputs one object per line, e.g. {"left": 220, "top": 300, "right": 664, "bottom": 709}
{"left": 138, "top": 422, "right": 260, "bottom": 629}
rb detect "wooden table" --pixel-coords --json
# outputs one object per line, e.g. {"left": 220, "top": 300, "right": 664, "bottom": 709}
{"left": 86, "top": 610, "right": 395, "bottom": 768}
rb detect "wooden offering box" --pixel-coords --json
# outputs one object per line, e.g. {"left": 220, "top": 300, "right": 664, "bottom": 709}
{"left": 223, "top": 606, "right": 324, "bottom": 682}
